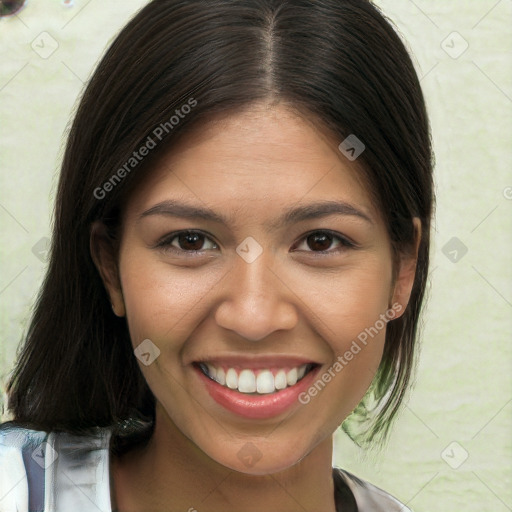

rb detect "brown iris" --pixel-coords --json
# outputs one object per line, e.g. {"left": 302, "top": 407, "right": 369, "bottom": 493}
{"left": 305, "top": 232, "right": 334, "bottom": 252}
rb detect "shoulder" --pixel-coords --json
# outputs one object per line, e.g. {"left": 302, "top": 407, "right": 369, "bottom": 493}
{"left": 0, "top": 421, "right": 48, "bottom": 446}
{"left": 0, "top": 423, "right": 37, "bottom": 512}
{"left": 334, "top": 466, "right": 413, "bottom": 512}
{"left": 0, "top": 422, "right": 112, "bottom": 512}
{"left": 0, "top": 421, "right": 112, "bottom": 459}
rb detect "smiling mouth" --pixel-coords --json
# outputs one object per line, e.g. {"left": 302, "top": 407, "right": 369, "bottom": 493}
{"left": 194, "top": 361, "right": 319, "bottom": 395}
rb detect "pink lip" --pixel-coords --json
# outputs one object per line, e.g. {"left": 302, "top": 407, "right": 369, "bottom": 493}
{"left": 195, "top": 364, "right": 321, "bottom": 419}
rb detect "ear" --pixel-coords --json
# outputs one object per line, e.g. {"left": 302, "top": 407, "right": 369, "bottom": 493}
{"left": 90, "top": 221, "right": 126, "bottom": 317}
{"left": 390, "top": 218, "right": 421, "bottom": 318}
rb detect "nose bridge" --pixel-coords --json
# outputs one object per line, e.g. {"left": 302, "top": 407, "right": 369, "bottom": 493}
{"left": 229, "top": 250, "right": 281, "bottom": 315}
{"left": 214, "top": 248, "right": 298, "bottom": 341}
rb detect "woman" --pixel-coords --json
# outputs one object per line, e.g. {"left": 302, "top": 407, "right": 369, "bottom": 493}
{"left": 0, "top": 0, "right": 434, "bottom": 510}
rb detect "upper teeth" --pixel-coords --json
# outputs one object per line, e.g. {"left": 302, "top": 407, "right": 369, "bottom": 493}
{"left": 200, "top": 363, "right": 310, "bottom": 395}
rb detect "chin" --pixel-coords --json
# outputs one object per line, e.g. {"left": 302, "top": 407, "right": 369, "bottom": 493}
{"left": 204, "top": 437, "right": 315, "bottom": 476}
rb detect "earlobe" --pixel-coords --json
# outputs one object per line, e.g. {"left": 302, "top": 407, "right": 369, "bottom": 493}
{"left": 111, "top": 302, "right": 124, "bottom": 317}
{"left": 391, "top": 218, "right": 421, "bottom": 318}
{"left": 90, "top": 221, "right": 126, "bottom": 317}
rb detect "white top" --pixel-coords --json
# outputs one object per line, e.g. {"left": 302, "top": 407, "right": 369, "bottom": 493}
{"left": 0, "top": 423, "right": 412, "bottom": 511}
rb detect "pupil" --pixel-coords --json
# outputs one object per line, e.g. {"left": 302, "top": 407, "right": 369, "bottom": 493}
{"left": 307, "top": 233, "right": 332, "bottom": 251}
{"left": 180, "top": 232, "right": 203, "bottom": 250}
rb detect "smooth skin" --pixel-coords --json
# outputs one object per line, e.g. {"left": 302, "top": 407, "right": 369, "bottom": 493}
{"left": 92, "top": 102, "right": 420, "bottom": 512}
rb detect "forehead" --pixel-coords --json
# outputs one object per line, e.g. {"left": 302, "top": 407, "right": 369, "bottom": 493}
{"left": 123, "top": 104, "right": 380, "bottom": 224}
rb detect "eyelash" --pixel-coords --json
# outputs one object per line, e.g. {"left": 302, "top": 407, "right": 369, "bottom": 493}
{"left": 155, "top": 229, "right": 357, "bottom": 257}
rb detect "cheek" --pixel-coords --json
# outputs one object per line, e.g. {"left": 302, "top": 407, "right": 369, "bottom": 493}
{"left": 118, "top": 249, "right": 221, "bottom": 346}
{"left": 290, "top": 257, "right": 393, "bottom": 344}
{"left": 289, "top": 259, "right": 392, "bottom": 408}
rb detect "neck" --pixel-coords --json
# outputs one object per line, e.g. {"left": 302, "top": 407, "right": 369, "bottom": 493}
{"left": 112, "top": 408, "right": 337, "bottom": 512}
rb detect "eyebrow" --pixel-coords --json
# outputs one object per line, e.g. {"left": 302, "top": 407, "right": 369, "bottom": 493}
{"left": 137, "top": 199, "right": 373, "bottom": 229}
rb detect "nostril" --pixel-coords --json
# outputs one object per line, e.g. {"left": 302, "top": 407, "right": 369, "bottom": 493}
{"left": 0, "top": 0, "right": 26, "bottom": 17}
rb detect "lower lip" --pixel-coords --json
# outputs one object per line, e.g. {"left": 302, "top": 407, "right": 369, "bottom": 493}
{"left": 195, "top": 365, "right": 320, "bottom": 419}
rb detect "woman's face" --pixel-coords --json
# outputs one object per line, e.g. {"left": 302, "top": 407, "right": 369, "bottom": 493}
{"left": 103, "top": 104, "right": 415, "bottom": 475}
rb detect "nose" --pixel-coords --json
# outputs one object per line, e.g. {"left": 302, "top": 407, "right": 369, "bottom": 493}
{"left": 214, "top": 251, "right": 299, "bottom": 341}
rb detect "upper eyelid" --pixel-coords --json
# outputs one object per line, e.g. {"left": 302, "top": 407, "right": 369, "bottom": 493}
{"left": 156, "top": 230, "right": 218, "bottom": 248}
{"left": 291, "top": 230, "right": 356, "bottom": 250}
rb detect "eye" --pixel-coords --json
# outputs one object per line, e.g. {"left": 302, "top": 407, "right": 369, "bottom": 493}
{"left": 157, "top": 230, "right": 218, "bottom": 254}
{"left": 155, "top": 229, "right": 354, "bottom": 256}
{"left": 291, "top": 230, "right": 355, "bottom": 254}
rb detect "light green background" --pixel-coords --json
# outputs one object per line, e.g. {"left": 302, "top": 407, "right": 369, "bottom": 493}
{"left": 1, "top": 1, "right": 511, "bottom": 510}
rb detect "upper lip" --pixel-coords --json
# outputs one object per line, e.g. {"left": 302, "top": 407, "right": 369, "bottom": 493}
{"left": 191, "top": 355, "right": 321, "bottom": 370}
